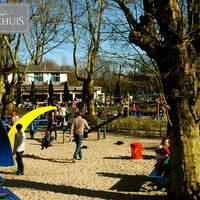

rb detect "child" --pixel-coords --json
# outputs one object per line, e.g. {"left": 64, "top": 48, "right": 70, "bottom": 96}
{"left": 30, "top": 122, "right": 37, "bottom": 139}
{"left": 13, "top": 123, "right": 26, "bottom": 175}
{"left": 41, "top": 131, "right": 54, "bottom": 150}
{"left": 155, "top": 137, "right": 170, "bottom": 167}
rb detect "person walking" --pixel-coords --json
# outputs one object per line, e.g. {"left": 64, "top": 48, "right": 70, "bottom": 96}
{"left": 69, "top": 111, "right": 90, "bottom": 163}
{"left": 13, "top": 123, "right": 26, "bottom": 175}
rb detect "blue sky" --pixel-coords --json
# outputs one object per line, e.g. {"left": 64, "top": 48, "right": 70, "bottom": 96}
{"left": 44, "top": 46, "right": 74, "bottom": 67}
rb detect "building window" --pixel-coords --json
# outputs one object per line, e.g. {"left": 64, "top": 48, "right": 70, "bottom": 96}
{"left": 51, "top": 73, "right": 60, "bottom": 82}
{"left": 34, "top": 73, "right": 43, "bottom": 82}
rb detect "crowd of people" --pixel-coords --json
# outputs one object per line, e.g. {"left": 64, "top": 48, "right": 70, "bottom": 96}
{"left": 4, "top": 97, "right": 170, "bottom": 178}
{"left": 4, "top": 99, "right": 91, "bottom": 175}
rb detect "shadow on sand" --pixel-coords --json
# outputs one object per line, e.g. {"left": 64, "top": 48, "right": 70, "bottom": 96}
{"left": 2, "top": 175, "right": 168, "bottom": 200}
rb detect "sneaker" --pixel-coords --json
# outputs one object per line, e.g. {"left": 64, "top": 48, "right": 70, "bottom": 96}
{"left": 18, "top": 172, "right": 24, "bottom": 175}
{"left": 72, "top": 159, "right": 77, "bottom": 163}
{"left": 16, "top": 171, "right": 24, "bottom": 175}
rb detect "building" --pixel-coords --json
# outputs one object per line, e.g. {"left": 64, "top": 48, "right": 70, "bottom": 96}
{"left": 14, "top": 65, "right": 105, "bottom": 103}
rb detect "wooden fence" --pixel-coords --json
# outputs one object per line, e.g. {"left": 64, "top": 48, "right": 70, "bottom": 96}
{"left": 106, "top": 116, "right": 167, "bottom": 138}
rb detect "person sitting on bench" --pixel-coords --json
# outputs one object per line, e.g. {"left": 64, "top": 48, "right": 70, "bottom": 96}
{"left": 149, "top": 137, "right": 171, "bottom": 181}
{"left": 155, "top": 137, "right": 170, "bottom": 167}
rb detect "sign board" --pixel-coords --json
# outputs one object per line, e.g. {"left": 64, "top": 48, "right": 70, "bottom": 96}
{"left": 0, "top": 3, "right": 29, "bottom": 33}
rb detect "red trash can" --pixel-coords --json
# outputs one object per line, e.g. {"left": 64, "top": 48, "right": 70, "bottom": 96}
{"left": 130, "top": 142, "right": 142, "bottom": 159}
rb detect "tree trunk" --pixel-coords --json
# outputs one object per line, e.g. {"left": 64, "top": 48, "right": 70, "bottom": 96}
{"left": 158, "top": 43, "right": 200, "bottom": 199}
{"left": 113, "top": 0, "right": 200, "bottom": 198}
{"left": 64, "top": 81, "right": 69, "bottom": 103}
{"left": 30, "top": 81, "right": 36, "bottom": 105}
{"left": 16, "top": 83, "right": 22, "bottom": 107}
{"left": 1, "top": 82, "right": 15, "bottom": 117}
{"left": 168, "top": 101, "right": 200, "bottom": 200}
{"left": 48, "top": 81, "right": 54, "bottom": 106}
{"left": 87, "top": 79, "right": 95, "bottom": 116}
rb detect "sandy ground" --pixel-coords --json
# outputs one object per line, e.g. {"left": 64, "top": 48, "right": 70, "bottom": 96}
{"left": 0, "top": 131, "right": 168, "bottom": 200}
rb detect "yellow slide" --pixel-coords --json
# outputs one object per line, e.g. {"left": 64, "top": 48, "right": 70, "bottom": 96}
{"left": 8, "top": 106, "right": 57, "bottom": 150}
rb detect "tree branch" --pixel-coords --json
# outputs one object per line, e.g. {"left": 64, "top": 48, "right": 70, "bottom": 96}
{"left": 113, "top": 0, "right": 161, "bottom": 58}
{"left": 3, "top": 35, "right": 17, "bottom": 69}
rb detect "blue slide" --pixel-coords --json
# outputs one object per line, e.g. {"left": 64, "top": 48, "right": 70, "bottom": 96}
{"left": 0, "top": 120, "right": 15, "bottom": 166}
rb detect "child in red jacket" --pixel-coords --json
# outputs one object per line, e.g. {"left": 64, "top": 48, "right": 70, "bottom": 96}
{"left": 155, "top": 138, "right": 170, "bottom": 167}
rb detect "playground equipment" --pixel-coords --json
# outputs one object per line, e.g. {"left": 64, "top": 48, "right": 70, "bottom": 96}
{"left": 97, "top": 125, "right": 106, "bottom": 140}
{"left": 0, "top": 120, "right": 15, "bottom": 166}
{"left": 153, "top": 105, "right": 167, "bottom": 120}
{"left": 131, "top": 93, "right": 167, "bottom": 120}
{"left": 88, "top": 113, "right": 122, "bottom": 140}
{"left": 0, "top": 106, "right": 57, "bottom": 167}
{"left": 8, "top": 106, "right": 57, "bottom": 150}
{"left": 149, "top": 156, "right": 170, "bottom": 188}
{"left": 63, "top": 112, "right": 121, "bottom": 143}
{"left": 130, "top": 93, "right": 159, "bottom": 117}
{"left": 0, "top": 175, "right": 20, "bottom": 199}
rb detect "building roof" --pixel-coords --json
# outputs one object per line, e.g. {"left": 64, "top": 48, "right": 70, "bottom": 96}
{"left": 21, "top": 83, "right": 102, "bottom": 95}
{"left": 19, "top": 65, "right": 69, "bottom": 73}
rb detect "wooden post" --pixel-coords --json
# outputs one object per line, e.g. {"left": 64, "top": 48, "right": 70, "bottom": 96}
{"left": 97, "top": 125, "right": 106, "bottom": 140}
{"left": 97, "top": 128, "right": 100, "bottom": 140}
{"left": 63, "top": 130, "right": 66, "bottom": 144}
{"left": 103, "top": 124, "right": 106, "bottom": 139}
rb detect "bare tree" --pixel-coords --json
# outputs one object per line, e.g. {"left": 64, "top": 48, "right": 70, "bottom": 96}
{"left": 24, "top": 0, "right": 69, "bottom": 66}
{"left": 68, "top": 0, "right": 106, "bottom": 116}
{"left": 95, "top": 57, "right": 117, "bottom": 98}
{"left": 0, "top": 0, "right": 69, "bottom": 116}
{"left": 0, "top": 34, "right": 23, "bottom": 116}
{"left": 112, "top": 0, "right": 200, "bottom": 199}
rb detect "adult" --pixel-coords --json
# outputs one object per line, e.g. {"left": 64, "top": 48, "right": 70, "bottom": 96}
{"left": 10, "top": 111, "right": 19, "bottom": 125}
{"left": 13, "top": 123, "right": 26, "bottom": 175}
{"left": 47, "top": 111, "right": 58, "bottom": 140}
{"left": 60, "top": 104, "right": 68, "bottom": 127}
{"left": 69, "top": 111, "right": 90, "bottom": 163}
{"left": 6, "top": 111, "right": 19, "bottom": 132}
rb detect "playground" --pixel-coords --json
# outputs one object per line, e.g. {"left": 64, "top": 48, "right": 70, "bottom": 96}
{"left": 0, "top": 106, "right": 57, "bottom": 199}
{"left": 0, "top": 106, "right": 169, "bottom": 199}
{"left": 0, "top": 131, "right": 167, "bottom": 200}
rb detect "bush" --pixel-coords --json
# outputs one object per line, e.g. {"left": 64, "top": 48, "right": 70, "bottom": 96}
{"left": 0, "top": 106, "right": 29, "bottom": 117}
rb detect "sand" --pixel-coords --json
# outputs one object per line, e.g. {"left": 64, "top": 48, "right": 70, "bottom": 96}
{"left": 0, "top": 131, "right": 168, "bottom": 200}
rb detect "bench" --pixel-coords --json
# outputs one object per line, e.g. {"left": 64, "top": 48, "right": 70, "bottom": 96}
{"left": 0, "top": 176, "right": 21, "bottom": 200}
{"left": 0, "top": 186, "right": 21, "bottom": 200}
{"left": 33, "top": 119, "right": 48, "bottom": 129}
{"left": 0, "top": 176, "right": 5, "bottom": 186}
{"left": 149, "top": 160, "right": 170, "bottom": 187}
{"left": 149, "top": 167, "right": 165, "bottom": 180}
{"left": 0, "top": 186, "right": 9, "bottom": 198}
{"left": 33, "top": 119, "right": 62, "bottom": 130}
{"left": 149, "top": 156, "right": 170, "bottom": 179}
